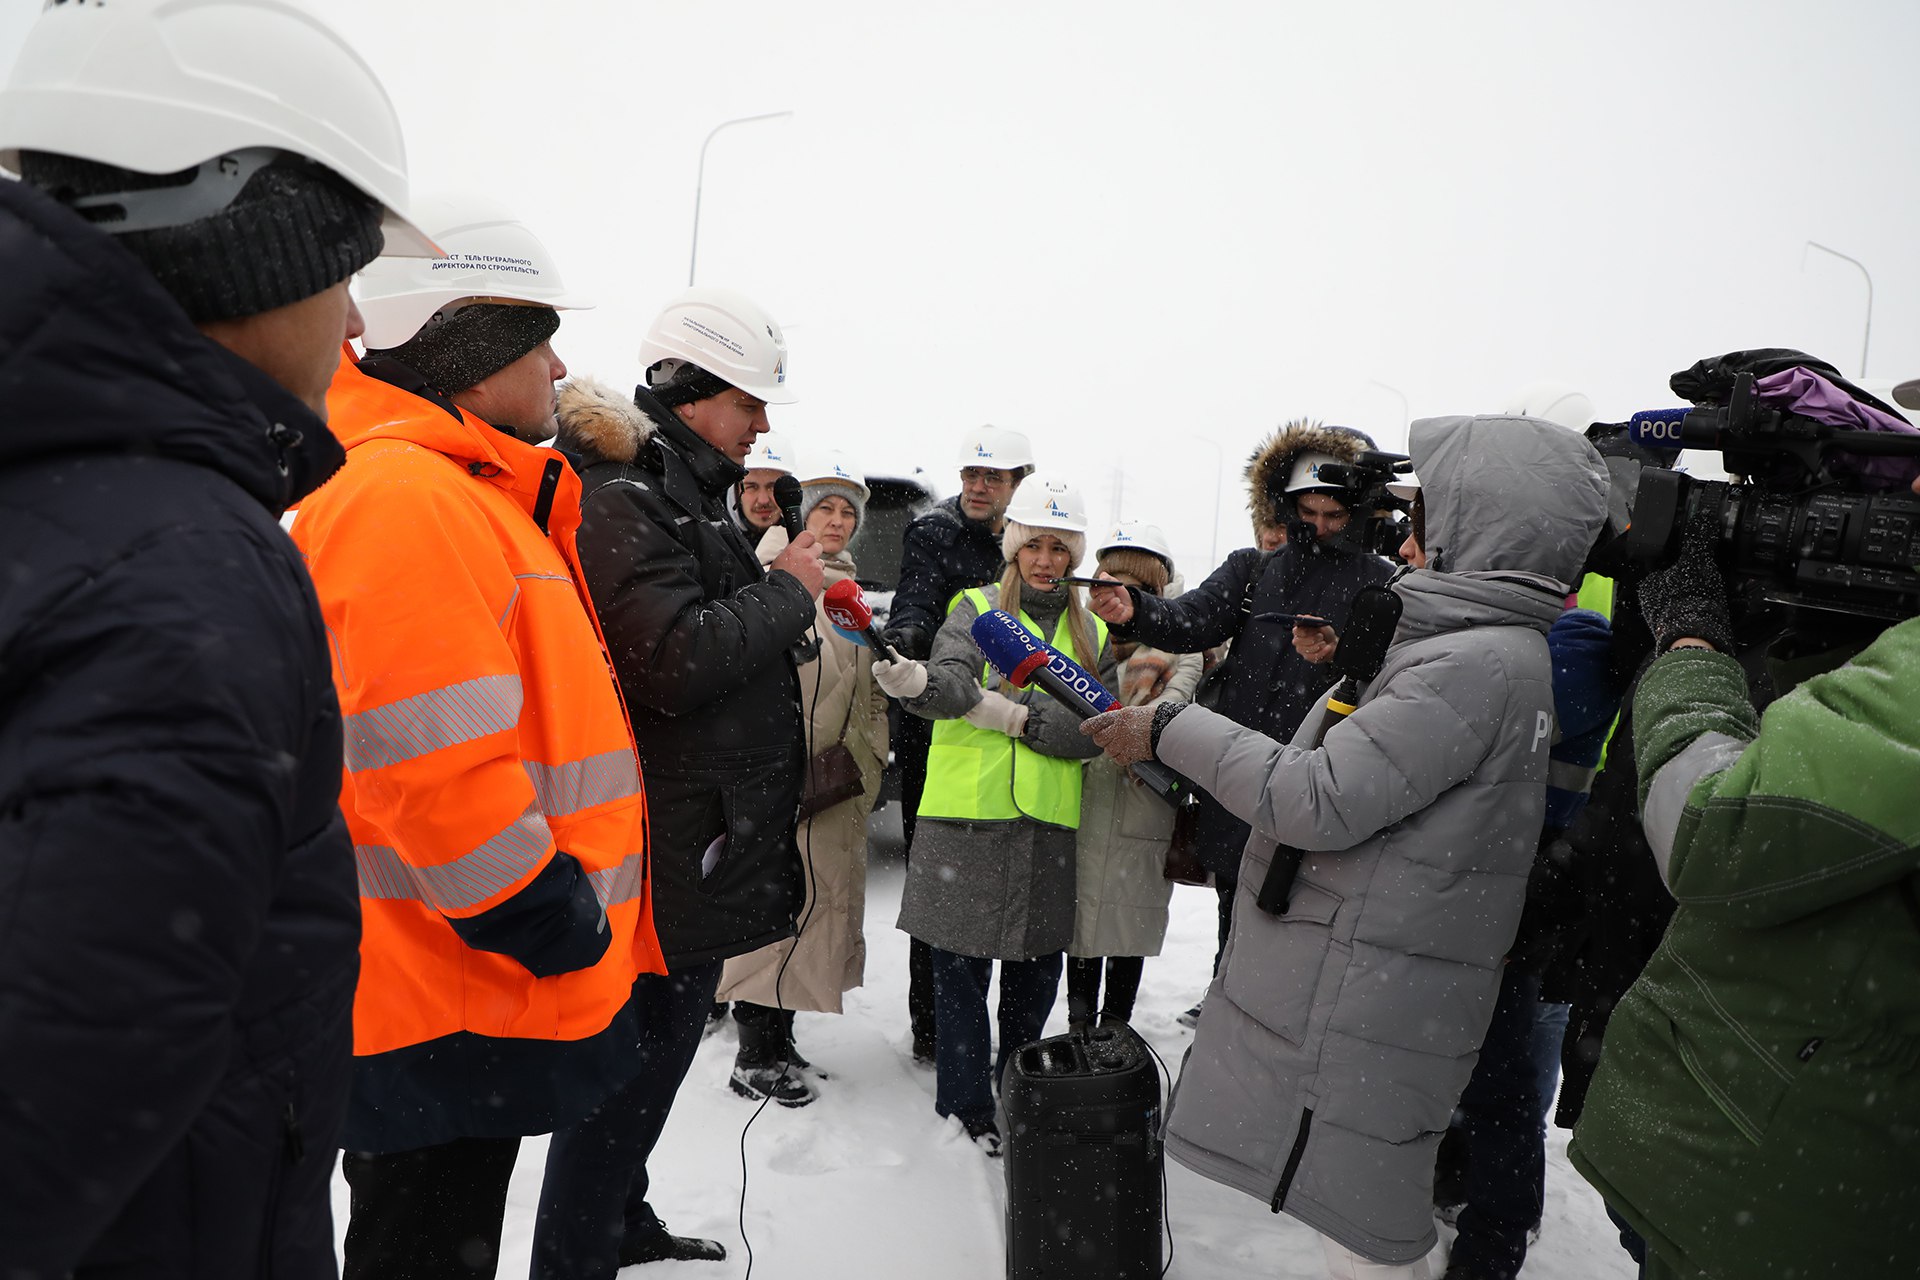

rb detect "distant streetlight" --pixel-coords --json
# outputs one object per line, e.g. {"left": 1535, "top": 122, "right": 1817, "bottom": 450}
{"left": 1191, "top": 435, "right": 1228, "bottom": 568}
{"left": 688, "top": 111, "right": 793, "bottom": 286}
{"left": 1368, "top": 379, "right": 1410, "bottom": 430}
{"left": 1804, "top": 241, "right": 1873, "bottom": 377}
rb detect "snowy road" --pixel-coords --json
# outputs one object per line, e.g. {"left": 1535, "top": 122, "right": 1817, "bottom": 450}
{"left": 332, "top": 857, "right": 1638, "bottom": 1279}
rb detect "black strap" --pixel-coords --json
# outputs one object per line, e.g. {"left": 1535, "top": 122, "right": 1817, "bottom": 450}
{"left": 531, "top": 458, "right": 563, "bottom": 534}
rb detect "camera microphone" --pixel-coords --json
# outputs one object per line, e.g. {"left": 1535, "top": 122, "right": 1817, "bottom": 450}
{"left": 1623, "top": 408, "right": 1692, "bottom": 452}
{"left": 773, "top": 474, "right": 805, "bottom": 538}
{"left": 822, "top": 578, "right": 893, "bottom": 655}
{"left": 969, "top": 609, "right": 1191, "bottom": 808}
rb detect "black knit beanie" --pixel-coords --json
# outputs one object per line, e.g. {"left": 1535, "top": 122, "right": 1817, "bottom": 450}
{"left": 368, "top": 303, "right": 561, "bottom": 396}
{"left": 19, "top": 150, "right": 383, "bottom": 324}
{"left": 646, "top": 358, "right": 733, "bottom": 407}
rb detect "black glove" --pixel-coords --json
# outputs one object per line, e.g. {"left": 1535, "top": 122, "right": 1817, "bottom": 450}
{"left": 1637, "top": 506, "right": 1734, "bottom": 654}
{"left": 882, "top": 623, "right": 932, "bottom": 662}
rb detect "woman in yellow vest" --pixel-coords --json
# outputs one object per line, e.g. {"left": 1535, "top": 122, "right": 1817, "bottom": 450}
{"left": 873, "top": 474, "right": 1115, "bottom": 1155}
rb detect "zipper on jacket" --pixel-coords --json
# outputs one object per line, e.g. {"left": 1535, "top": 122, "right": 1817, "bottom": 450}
{"left": 1270, "top": 1106, "right": 1314, "bottom": 1212}
{"left": 532, "top": 459, "right": 563, "bottom": 534}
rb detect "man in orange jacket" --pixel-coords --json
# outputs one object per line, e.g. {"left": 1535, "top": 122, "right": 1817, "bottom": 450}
{"left": 289, "top": 204, "right": 670, "bottom": 1279}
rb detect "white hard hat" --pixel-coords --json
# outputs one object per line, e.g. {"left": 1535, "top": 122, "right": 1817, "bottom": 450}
{"left": 1004, "top": 473, "right": 1087, "bottom": 533}
{"left": 955, "top": 425, "right": 1035, "bottom": 475}
{"left": 799, "top": 450, "right": 870, "bottom": 502}
{"left": 638, "top": 286, "right": 795, "bottom": 405}
{"left": 1386, "top": 469, "right": 1421, "bottom": 500}
{"left": 1097, "top": 521, "right": 1174, "bottom": 569}
{"left": 1285, "top": 450, "right": 1349, "bottom": 494}
{"left": 741, "top": 431, "right": 798, "bottom": 476}
{"left": 1502, "top": 381, "right": 1597, "bottom": 432}
{"left": 356, "top": 196, "right": 591, "bottom": 349}
{"left": 0, "top": 0, "right": 435, "bottom": 257}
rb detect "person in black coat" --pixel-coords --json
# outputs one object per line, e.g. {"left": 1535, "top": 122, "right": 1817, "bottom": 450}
{"left": 544, "top": 288, "right": 822, "bottom": 1268}
{"left": 1088, "top": 420, "right": 1396, "bottom": 1003}
{"left": 0, "top": 18, "right": 414, "bottom": 1271}
{"left": 882, "top": 428, "right": 1032, "bottom": 1062}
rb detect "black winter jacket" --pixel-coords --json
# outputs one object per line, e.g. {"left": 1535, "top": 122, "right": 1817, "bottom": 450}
{"left": 886, "top": 496, "right": 1006, "bottom": 658}
{"left": 1119, "top": 540, "right": 1394, "bottom": 872}
{"left": 555, "top": 379, "right": 809, "bottom": 966}
{"left": 0, "top": 182, "right": 358, "bottom": 1278}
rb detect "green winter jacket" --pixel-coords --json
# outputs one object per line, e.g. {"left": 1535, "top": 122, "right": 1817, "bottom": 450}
{"left": 1568, "top": 621, "right": 1920, "bottom": 1280}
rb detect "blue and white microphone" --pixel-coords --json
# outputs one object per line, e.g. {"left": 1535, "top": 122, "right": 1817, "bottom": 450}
{"left": 969, "top": 609, "right": 1191, "bottom": 808}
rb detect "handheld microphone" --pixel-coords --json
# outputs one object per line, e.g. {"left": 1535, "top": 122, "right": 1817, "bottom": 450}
{"left": 822, "top": 578, "right": 892, "bottom": 655}
{"left": 968, "top": 609, "right": 1192, "bottom": 808}
{"left": 773, "top": 473, "right": 805, "bottom": 538}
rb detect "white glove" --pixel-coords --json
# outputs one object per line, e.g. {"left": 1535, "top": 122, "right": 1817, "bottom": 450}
{"left": 754, "top": 525, "right": 789, "bottom": 567}
{"left": 872, "top": 654, "right": 929, "bottom": 700}
{"left": 964, "top": 689, "right": 1031, "bottom": 738}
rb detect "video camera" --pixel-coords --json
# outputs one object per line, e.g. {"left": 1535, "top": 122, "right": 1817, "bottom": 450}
{"left": 1309, "top": 449, "right": 1416, "bottom": 559}
{"left": 1621, "top": 371, "right": 1920, "bottom": 622}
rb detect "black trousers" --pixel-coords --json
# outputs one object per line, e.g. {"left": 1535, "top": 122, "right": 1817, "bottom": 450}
{"left": 896, "top": 712, "right": 939, "bottom": 1046}
{"left": 1065, "top": 955, "right": 1146, "bottom": 1024}
{"left": 531, "top": 960, "right": 723, "bottom": 1280}
{"left": 342, "top": 1136, "right": 523, "bottom": 1280}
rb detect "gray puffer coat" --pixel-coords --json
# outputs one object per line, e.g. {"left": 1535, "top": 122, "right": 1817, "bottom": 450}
{"left": 894, "top": 581, "right": 1115, "bottom": 959}
{"left": 1158, "top": 415, "right": 1608, "bottom": 1265}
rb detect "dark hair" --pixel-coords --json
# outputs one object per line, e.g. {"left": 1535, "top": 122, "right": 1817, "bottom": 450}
{"left": 1409, "top": 490, "right": 1426, "bottom": 550}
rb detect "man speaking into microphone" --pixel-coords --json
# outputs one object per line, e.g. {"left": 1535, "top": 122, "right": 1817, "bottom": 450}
{"left": 869, "top": 475, "right": 1116, "bottom": 1153}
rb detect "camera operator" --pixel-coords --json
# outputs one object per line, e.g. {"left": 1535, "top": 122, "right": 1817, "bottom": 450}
{"left": 1567, "top": 475, "right": 1920, "bottom": 1280}
{"left": 1086, "top": 421, "right": 1396, "bottom": 1020}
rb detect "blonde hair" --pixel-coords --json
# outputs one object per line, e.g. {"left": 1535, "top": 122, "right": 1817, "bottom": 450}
{"left": 996, "top": 562, "right": 1100, "bottom": 671}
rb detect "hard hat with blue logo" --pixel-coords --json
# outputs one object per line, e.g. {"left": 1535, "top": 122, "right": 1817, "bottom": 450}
{"left": 639, "top": 286, "right": 795, "bottom": 405}
{"left": 742, "top": 431, "right": 798, "bottom": 476}
{"left": 955, "top": 425, "right": 1035, "bottom": 477}
{"left": 1004, "top": 473, "right": 1087, "bottom": 533}
{"left": 797, "top": 450, "right": 870, "bottom": 502}
{"left": 1097, "top": 521, "right": 1174, "bottom": 571}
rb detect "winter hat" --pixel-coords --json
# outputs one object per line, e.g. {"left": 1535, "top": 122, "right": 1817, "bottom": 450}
{"left": 1002, "top": 518, "right": 1086, "bottom": 570}
{"left": 800, "top": 479, "right": 866, "bottom": 533}
{"left": 1096, "top": 546, "right": 1170, "bottom": 595}
{"left": 19, "top": 150, "right": 383, "bottom": 324}
{"left": 368, "top": 301, "right": 560, "bottom": 396}
{"left": 645, "top": 357, "right": 733, "bottom": 407}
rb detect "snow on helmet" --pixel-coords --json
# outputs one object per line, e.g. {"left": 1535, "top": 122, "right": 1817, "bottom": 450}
{"left": 1097, "top": 521, "right": 1174, "bottom": 570}
{"left": 1004, "top": 473, "right": 1087, "bottom": 534}
{"left": 1501, "top": 381, "right": 1597, "bottom": 432}
{"left": 356, "top": 196, "right": 591, "bottom": 349}
{"left": 955, "top": 425, "right": 1035, "bottom": 477}
{"left": 798, "top": 450, "right": 870, "bottom": 502}
{"left": 741, "top": 431, "right": 798, "bottom": 476}
{"left": 638, "top": 286, "right": 795, "bottom": 405}
{"left": 0, "top": 0, "right": 436, "bottom": 257}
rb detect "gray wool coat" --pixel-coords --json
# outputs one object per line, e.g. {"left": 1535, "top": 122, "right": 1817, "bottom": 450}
{"left": 1158, "top": 415, "right": 1609, "bottom": 1265}
{"left": 894, "top": 581, "right": 1115, "bottom": 960}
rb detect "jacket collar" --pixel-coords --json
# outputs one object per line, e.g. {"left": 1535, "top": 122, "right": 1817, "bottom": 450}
{"left": 1391, "top": 568, "right": 1563, "bottom": 647}
{"left": 632, "top": 383, "right": 746, "bottom": 501}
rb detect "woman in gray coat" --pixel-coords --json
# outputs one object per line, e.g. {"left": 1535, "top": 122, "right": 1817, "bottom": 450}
{"left": 1084, "top": 417, "right": 1607, "bottom": 1279}
{"left": 873, "top": 475, "right": 1116, "bottom": 1155}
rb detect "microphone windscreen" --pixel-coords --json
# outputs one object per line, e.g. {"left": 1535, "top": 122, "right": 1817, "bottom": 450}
{"left": 970, "top": 610, "right": 1044, "bottom": 679}
{"left": 773, "top": 474, "right": 804, "bottom": 535}
{"left": 1625, "top": 408, "right": 1689, "bottom": 451}
{"left": 823, "top": 577, "right": 873, "bottom": 632}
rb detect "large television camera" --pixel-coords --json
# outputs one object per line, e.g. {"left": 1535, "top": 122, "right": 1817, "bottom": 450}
{"left": 1309, "top": 449, "right": 1415, "bottom": 559}
{"left": 1622, "top": 372, "right": 1920, "bottom": 622}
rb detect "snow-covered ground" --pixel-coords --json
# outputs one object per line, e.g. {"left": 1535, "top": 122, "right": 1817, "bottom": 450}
{"left": 331, "top": 857, "right": 1638, "bottom": 1279}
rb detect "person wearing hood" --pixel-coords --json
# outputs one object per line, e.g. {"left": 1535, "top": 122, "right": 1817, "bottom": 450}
{"left": 0, "top": 3, "right": 432, "bottom": 1274}
{"left": 1083, "top": 415, "right": 1609, "bottom": 1278}
{"left": 545, "top": 287, "right": 818, "bottom": 1270}
{"left": 1087, "top": 421, "right": 1397, "bottom": 1014}
{"left": 1066, "top": 524, "right": 1203, "bottom": 1032}
{"left": 873, "top": 475, "right": 1117, "bottom": 1155}
{"left": 715, "top": 453, "right": 889, "bottom": 1105}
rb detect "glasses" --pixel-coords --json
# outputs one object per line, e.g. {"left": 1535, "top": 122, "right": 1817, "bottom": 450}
{"left": 960, "top": 468, "right": 1013, "bottom": 489}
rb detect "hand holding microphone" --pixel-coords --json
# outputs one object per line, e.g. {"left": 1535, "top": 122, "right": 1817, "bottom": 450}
{"left": 823, "top": 578, "right": 929, "bottom": 697}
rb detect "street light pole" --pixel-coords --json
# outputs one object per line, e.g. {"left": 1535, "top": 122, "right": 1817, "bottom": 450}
{"left": 688, "top": 110, "right": 793, "bottom": 287}
{"left": 1804, "top": 240, "right": 1873, "bottom": 377}
{"left": 1191, "top": 434, "right": 1227, "bottom": 569}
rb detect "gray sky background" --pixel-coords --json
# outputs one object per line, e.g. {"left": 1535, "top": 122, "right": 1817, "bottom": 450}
{"left": 6, "top": 0, "right": 1917, "bottom": 572}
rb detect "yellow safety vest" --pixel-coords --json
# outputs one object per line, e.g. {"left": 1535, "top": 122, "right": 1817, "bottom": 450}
{"left": 918, "top": 588, "right": 1105, "bottom": 830}
{"left": 1574, "top": 572, "right": 1619, "bottom": 770}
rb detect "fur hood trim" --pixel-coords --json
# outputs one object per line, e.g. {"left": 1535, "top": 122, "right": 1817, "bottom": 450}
{"left": 1244, "top": 418, "right": 1375, "bottom": 530}
{"left": 554, "top": 376, "right": 658, "bottom": 465}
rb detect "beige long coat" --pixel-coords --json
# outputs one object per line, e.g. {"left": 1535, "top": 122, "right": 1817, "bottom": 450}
{"left": 717, "top": 552, "right": 888, "bottom": 1012}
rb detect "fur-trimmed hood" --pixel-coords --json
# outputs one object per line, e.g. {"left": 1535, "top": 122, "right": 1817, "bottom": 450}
{"left": 1244, "top": 419, "right": 1375, "bottom": 530}
{"left": 554, "top": 375, "right": 659, "bottom": 465}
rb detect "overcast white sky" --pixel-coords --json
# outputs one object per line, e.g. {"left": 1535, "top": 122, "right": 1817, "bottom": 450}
{"left": 6, "top": 0, "right": 1917, "bottom": 572}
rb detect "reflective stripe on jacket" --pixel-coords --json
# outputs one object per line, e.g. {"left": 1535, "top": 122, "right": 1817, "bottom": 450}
{"left": 918, "top": 587, "right": 1106, "bottom": 829}
{"left": 292, "top": 354, "right": 665, "bottom": 1080}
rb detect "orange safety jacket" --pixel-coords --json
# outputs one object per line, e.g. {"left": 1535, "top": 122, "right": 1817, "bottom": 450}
{"left": 289, "top": 351, "right": 665, "bottom": 1150}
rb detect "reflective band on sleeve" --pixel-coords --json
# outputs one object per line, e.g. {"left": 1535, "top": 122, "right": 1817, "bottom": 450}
{"left": 1548, "top": 757, "right": 1598, "bottom": 797}
{"left": 344, "top": 674, "right": 523, "bottom": 773}
{"left": 587, "top": 849, "right": 648, "bottom": 909}
{"left": 1642, "top": 731, "right": 1749, "bottom": 884}
{"left": 523, "top": 750, "right": 643, "bottom": 819}
{"left": 354, "top": 805, "right": 551, "bottom": 911}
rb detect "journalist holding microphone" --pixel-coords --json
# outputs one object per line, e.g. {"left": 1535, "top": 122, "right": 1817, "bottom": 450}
{"left": 1082, "top": 416, "right": 1608, "bottom": 1279}
{"left": 872, "top": 475, "right": 1115, "bottom": 1155}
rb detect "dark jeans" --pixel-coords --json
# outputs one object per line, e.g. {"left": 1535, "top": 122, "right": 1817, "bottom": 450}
{"left": 342, "top": 1136, "right": 523, "bottom": 1280}
{"left": 1065, "top": 955, "right": 1145, "bottom": 1024}
{"left": 928, "top": 947, "right": 1063, "bottom": 1126}
{"left": 1446, "top": 966, "right": 1545, "bottom": 1280}
{"left": 531, "top": 961, "right": 723, "bottom": 1280}
{"left": 1531, "top": 998, "right": 1570, "bottom": 1129}
{"left": 897, "top": 715, "right": 939, "bottom": 1047}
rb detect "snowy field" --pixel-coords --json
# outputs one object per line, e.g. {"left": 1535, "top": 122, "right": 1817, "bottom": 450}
{"left": 332, "top": 855, "right": 1638, "bottom": 1279}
